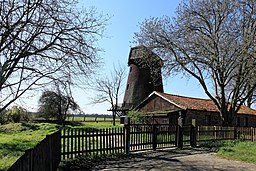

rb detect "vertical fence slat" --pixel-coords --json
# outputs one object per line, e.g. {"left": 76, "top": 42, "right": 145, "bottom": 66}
{"left": 62, "top": 129, "right": 66, "bottom": 160}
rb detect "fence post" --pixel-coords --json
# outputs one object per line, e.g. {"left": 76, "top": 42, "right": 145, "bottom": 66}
{"left": 234, "top": 127, "right": 237, "bottom": 140}
{"left": 176, "top": 116, "right": 183, "bottom": 149}
{"left": 254, "top": 128, "right": 256, "bottom": 142}
{"left": 251, "top": 127, "right": 254, "bottom": 142}
{"left": 152, "top": 124, "right": 158, "bottom": 151}
{"left": 214, "top": 126, "right": 217, "bottom": 140}
{"left": 125, "top": 117, "right": 130, "bottom": 156}
{"left": 190, "top": 119, "right": 197, "bottom": 147}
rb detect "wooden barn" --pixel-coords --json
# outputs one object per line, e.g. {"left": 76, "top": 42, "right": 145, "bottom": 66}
{"left": 135, "top": 91, "right": 256, "bottom": 127}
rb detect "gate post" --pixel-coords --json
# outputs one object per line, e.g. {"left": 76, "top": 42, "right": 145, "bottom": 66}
{"left": 176, "top": 116, "right": 183, "bottom": 149}
{"left": 124, "top": 117, "right": 130, "bottom": 156}
{"left": 152, "top": 124, "right": 158, "bottom": 151}
{"left": 190, "top": 119, "right": 197, "bottom": 147}
{"left": 234, "top": 127, "right": 237, "bottom": 140}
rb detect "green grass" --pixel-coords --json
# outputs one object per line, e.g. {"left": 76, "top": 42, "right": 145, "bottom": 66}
{"left": 72, "top": 121, "right": 122, "bottom": 129}
{"left": 0, "top": 119, "right": 122, "bottom": 170}
{"left": 199, "top": 140, "right": 256, "bottom": 164}
{"left": 217, "top": 141, "right": 256, "bottom": 164}
{"left": 66, "top": 116, "right": 119, "bottom": 123}
{"left": 64, "top": 116, "right": 122, "bottom": 129}
{"left": 0, "top": 122, "right": 60, "bottom": 171}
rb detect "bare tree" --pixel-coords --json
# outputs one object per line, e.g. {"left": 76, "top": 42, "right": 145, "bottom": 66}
{"left": 92, "top": 64, "right": 126, "bottom": 126}
{"left": 245, "top": 80, "right": 256, "bottom": 108}
{"left": 0, "top": 0, "right": 109, "bottom": 112}
{"left": 134, "top": 0, "right": 256, "bottom": 125}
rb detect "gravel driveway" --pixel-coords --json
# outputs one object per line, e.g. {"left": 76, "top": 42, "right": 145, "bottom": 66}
{"left": 92, "top": 148, "right": 256, "bottom": 171}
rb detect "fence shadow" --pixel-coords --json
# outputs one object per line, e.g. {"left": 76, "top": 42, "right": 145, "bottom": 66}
{"left": 93, "top": 148, "right": 218, "bottom": 171}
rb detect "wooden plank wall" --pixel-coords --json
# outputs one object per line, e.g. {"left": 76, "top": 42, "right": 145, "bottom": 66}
{"left": 7, "top": 130, "right": 61, "bottom": 171}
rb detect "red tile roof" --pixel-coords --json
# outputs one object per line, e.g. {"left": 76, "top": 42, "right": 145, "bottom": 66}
{"left": 155, "top": 91, "right": 256, "bottom": 115}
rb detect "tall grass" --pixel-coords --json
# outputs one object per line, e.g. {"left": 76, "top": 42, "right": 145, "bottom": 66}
{"left": 200, "top": 140, "right": 256, "bottom": 164}
{"left": 217, "top": 141, "right": 256, "bottom": 164}
{"left": 0, "top": 122, "right": 59, "bottom": 171}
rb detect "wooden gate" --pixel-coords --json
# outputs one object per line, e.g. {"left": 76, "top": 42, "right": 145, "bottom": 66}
{"left": 128, "top": 124, "right": 177, "bottom": 152}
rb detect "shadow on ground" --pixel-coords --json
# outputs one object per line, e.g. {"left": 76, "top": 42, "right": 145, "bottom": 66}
{"left": 91, "top": 148, "right": 256, "bottom": 171}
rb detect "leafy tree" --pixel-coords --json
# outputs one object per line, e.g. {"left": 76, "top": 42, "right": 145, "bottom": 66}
{"left": 0, "top": 0, "right": 108, "bottom": 113}
{"left": 134, "top": 0, "right": 256, "bottom": 125}
{"left": 38, "top": 90, "right": 79, "bottom": 122}
{"left": 6, "top": 105, "right": 28, "bottom": 123}
{"left": 92, "top": 64, "right": 126, "bottom": 126}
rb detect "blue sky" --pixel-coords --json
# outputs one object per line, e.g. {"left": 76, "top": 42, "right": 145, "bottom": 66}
{"left": 20, "top": 0, "right": 208, "bottom": 114}
{"left": 69, "top": 0, "right": 209, "bottom": 114}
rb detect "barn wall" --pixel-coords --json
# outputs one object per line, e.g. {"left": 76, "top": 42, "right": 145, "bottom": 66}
{"left": 236, "top": 114, "right": 256, "bottom": 127}
{"left": 185, "top": 110, "right": 223, "bottom": 126}
{"left": 182, "top": 110, "right": 256, "bottom": 127}
{"left": 138, "top": 95, "right": 181, "bottom": 113}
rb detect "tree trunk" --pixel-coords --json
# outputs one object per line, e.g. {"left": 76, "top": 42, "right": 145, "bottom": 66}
{"left": 112, "top": 111, "right": 116, "bottom": 126}
{"left": 220, "top": 108, "right": 234, "bottom": 126}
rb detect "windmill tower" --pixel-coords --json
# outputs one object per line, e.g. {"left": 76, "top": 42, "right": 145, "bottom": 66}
{"left": 122, "top": 46, "right": 164, "bottom": 109}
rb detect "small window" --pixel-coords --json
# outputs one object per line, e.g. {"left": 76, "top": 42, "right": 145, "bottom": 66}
{"left": 126, "top": 84, "right": 129, "bottom": 90}
{"left": 245, "top": 117, "right": 248, "bottom": 127}
{"left": 130, "top": 67, "right": 132, "bottom": 72}
{"left": 205, "top": 115, "right": 211, "bottom": 126}
{"left": 237, "top": 117, "right": 240, "bottom": 127}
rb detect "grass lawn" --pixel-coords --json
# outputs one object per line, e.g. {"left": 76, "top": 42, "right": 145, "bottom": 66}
{"left": 217, "top": 141, "right": 256, "bottom": 164}
{"left": 0, "top": 120, "right": 122, "bottom": 171}
{"left": 200, "top": 140, "right": 256, "bottom": 164}
{"left": 73, "top": 121, "right": 123, "bottom": 129}
{"left": 64, "top": 116, "right": 122, "bottom": 129}
{"left": 0, "top": 122, "right": 60, "bottom": 171}
{"left": 66, "top": 116, "right": 118, "bottom": 122}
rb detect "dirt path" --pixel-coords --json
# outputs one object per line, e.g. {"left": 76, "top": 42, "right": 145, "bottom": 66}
{"left": 92, "top": 148, "right": 256, "bottom": 171}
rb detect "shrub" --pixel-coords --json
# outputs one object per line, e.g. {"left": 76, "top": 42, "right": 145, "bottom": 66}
{"left": 127, "top": 110, "right": 146, "bottom": 124}
{"left": 0, "top": 109, "right": 8, "bottom": 125}
{"left": 7, "top": 106, "right": 28, "bottom": 123}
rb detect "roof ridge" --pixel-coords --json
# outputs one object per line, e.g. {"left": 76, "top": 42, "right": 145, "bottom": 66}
{"left": 155, "top": 91, "right": 212, "bottom": 101}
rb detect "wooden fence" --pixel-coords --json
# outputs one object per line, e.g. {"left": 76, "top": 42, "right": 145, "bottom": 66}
{"left": 61, "top": 123, "right": 256, "bottom": 160}
{"left": 8, "top": 130, "right": 61, "bottom": 171}
{"left": 197, "top": 126, "right": 235, "bottom": 142}
{"left": 195, "top": 126, "right": 256, "bottom": 145}
{"left": 129, "top": 124, "right": 176, "bottom": 151}
{"left": 61, "top": 127, "right": 125, "bottom": 160}
{"left": 236, "top": 127, "right": 256, "bottom": 141}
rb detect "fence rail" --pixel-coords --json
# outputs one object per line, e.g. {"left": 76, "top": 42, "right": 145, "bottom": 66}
{"left": 7, "top": 130, "right": 61, "bottom": 171}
